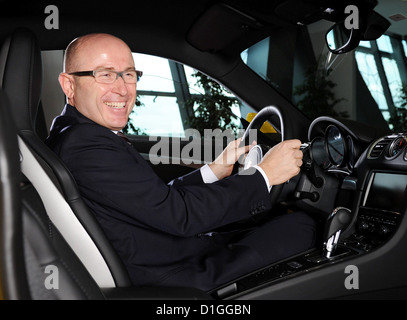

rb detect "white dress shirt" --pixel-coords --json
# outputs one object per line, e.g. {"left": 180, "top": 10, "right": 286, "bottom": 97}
{"left": 200, "top": 164, "right": 272, "bottom": 191}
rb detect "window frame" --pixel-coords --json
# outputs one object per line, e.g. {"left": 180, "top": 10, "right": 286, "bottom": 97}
{"left": 127, "top": 54, "right": 245, "bottom": 138}
{"left": 355, "top": 35, "right": 407, "bottom": 126}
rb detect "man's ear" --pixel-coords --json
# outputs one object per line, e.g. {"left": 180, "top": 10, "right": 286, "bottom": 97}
{"left": 58, "top": 73, "right": 75, "bottom": 101}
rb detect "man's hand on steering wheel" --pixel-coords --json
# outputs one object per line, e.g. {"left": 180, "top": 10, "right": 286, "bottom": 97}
{"left": 208, "top": 138, "right": 257, "bottom": 180}
{"left": 258, "top": 139, "right": 303, "bottom": 186}
{"left": 238, "top": 105, "right": 305, "bottom": 205}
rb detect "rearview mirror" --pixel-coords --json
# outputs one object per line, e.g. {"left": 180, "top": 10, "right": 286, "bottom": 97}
{"left": 325, "top": 10, "right": 390, "bottom": 55}
{"left": 325, "top": 21, "right": 361, "bottom": 54}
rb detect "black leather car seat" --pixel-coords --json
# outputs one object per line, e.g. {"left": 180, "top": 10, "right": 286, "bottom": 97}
{"left": 0, "top": 90, "right": 106, "bottom": 299}
{"left": 0, "top": 90, "right": 30, "bottom": 300}
{"left": 0, "top": 27, "right": 132, "bottom": 288}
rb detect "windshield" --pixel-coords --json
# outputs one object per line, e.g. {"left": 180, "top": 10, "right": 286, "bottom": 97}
{"left": 242, "top": 19, "right": 407, "bottom": 133}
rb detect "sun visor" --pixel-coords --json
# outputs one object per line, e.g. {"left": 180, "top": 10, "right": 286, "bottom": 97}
{"left": 186, "top": 3, "right": 263, "bottom": 52}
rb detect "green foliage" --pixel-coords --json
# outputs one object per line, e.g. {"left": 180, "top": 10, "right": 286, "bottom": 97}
{"left": 388, "top": 83, "right": 407, "bottom": 132}
{"left": 293, "top": 61, "right": 347, "bottom": 120}
{"left": 184, "top": 72, "right": 240, "bottom": 136}
{"left": 123, "top": 71, "right": 240, "bottom": 136}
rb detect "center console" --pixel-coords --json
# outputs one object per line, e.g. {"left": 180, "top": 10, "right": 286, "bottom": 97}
{"left": 210, "top": 171, "right": 407, "bottom": 300}
{"left": 342, "top": 172, "right": 406, "bottom": 251}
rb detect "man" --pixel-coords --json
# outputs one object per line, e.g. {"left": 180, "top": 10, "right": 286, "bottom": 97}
{"left": 46, "top": 33, "right": 315, "bottom": 291}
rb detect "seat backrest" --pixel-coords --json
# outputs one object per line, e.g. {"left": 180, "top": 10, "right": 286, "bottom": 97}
{"left": 0, "top": 90, "right": 106, "bottom": 299}
{"left": 0, "top": 90, "right": 29, "bottom": 299}
{"left": 21, "top": 179, "right": 107, "bottom": 299}
{"left": 0, "top": 27, "right": 132, "bottom": 288}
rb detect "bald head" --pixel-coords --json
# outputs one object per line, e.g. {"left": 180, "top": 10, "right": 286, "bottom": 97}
{"left": 63, "top": 33, "right": 133, "bottom": 73}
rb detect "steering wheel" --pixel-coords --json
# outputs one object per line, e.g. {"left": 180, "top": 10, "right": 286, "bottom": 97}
{"left": 239, "top": 105, "right": 286, "bottom": 206}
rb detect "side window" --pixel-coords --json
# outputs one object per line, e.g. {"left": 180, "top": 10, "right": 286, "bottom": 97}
{"left": 355, "top": 35, "right": 407, "bottom": 131}
{"left": 124, "top": 53, "right": 249, "bottom": 138}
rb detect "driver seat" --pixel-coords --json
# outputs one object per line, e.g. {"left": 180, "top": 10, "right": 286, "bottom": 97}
{"left": 0, "top": 89, "right": 107, "bottom": 299}
{"left": 0, "top": 27, "right": 132, "bottom": 288}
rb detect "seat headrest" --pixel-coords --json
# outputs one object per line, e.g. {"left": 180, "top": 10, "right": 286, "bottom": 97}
{"left": 0, "top": 28, "right": 42, "bottom": 132}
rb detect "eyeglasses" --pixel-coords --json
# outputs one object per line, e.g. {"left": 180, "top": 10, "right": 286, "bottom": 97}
{"left": 68, "top": 69, "right": 143, "bottom": 84}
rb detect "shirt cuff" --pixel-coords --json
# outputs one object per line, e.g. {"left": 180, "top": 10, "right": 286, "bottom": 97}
{"left": 201, "top": 163, "right": 272, "bottom": 192}
{"left": 253, "top": 165, "right": 272, "bottom": 192}
{"left": 200, "top": 164, "right": 219, "bottom": 184}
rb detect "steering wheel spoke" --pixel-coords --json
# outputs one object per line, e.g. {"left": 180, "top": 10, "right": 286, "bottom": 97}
{"left": 239, "top": 106, "right": 287, "bottom": 206}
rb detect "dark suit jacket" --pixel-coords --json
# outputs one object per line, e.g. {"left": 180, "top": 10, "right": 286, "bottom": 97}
{"left": 46, "top": 104, "right": 272, "bottom": 289}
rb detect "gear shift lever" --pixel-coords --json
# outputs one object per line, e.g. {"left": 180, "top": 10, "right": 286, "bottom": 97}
{"left": 323, "top": 207, "right": 352, "bottom": 258}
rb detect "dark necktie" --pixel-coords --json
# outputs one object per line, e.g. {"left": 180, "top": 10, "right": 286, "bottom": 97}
{"left": 117, "top": 131, "right": 131, "bottom": 144}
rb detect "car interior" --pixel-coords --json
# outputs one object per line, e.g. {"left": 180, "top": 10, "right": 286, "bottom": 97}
{"left": 1, "top": 0, "right": 407, "bottom": 300}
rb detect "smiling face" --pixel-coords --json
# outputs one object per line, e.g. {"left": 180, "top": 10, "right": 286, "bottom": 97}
{"left": 59, "top": 34, "right": 137, "bottom": 131}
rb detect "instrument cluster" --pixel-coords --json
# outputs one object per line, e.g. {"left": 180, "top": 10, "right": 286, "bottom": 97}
{"left": 309, "top": 124, "right": 355, "bottom": 172}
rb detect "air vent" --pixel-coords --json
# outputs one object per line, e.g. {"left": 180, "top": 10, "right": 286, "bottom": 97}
{"left": 368, "top": 137, "right": 394, "bottom": 159}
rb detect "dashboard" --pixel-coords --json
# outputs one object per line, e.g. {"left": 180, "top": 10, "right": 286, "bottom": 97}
{"left": 211, "top": 116, "right": 407, "bottom": 300}
{"left": 291, "top": 116, "right": 407, "bottom": 222}
{"left": 300, "top": 116, "right": 407, "bottom": 243}
{"left": 307, "top": 116, "right": 407, "bottom": 180}
{"left": 309, "top": 122, "right": 407, "bottom": 175}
